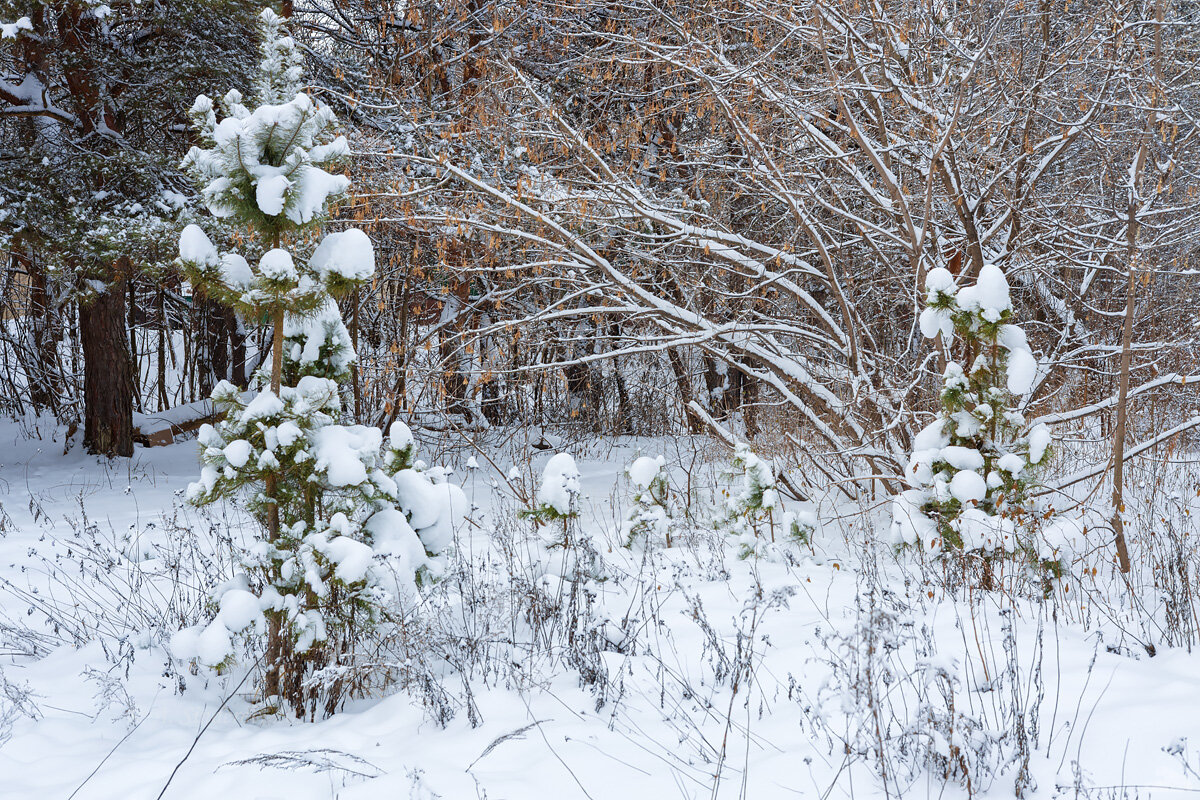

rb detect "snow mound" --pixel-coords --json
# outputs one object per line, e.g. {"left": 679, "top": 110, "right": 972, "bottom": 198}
{"left": 537, "top": 452, "right": 581, "bottom": 517}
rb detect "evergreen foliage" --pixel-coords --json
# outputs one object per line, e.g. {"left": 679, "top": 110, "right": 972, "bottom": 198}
{"left": 174, "top": 10, "right": 459, "bottom": 718}
{"left": 621, "top": 455, "right": 672, "bottom": 547}
{"left": 893, "top": 265, "right": 1063, "bottom": 581}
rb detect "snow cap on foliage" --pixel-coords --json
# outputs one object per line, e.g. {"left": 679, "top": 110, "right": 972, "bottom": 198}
{"left": 219, "top": 253, "right": 253, "bottom": 289}
{"left": 918, "top": 263, "right": 1039, "bottom": 397}
{"left": 179, "top": 224, "right": 218, "bottom": 266}
{"left": 393, "top": 467, "right": 467, "bottom": 554}
{"left": 956, "top": 263, "right": 1012, "bottom": 321}
{"left": 537, "top": 452, "right": 582, "bottom": 517}
{"left": 312, "top": 424, "right": 383, "bottom": 487}
{"left": 628, "top": 455, "right": 666, "bottom": 489}
{"left": 732, "top": 442, "right": 778, "bottom": 511}
{"left": 259, "top": 248, "right": 298, "bottom": 283}
{"left": 389, "top": 421, "right": 414, "bottom": 451}
{"left": 311, "top": 228, "right": 375, "bottom": 286}
{"left": 1, "top": 17, "right": 33, "bottom": 39}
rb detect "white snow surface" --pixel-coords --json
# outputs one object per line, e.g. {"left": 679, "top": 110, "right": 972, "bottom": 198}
{"left": 918, "top": 306, "right": 954, "bottom": 340}
{"left": 2, "top": 421, "right": 1199, "bottom": 800}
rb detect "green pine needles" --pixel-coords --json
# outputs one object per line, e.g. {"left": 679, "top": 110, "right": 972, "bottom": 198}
{"left": 893, "top": 264, "right": 1067, "bottom": 587}
{"left": 172, "top": 9, "right": 460, "bottom": 719}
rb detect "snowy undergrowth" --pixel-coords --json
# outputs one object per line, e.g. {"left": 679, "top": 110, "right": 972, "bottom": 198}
{"left": 2, "top": 423, "right": 1200, "bottom": 798}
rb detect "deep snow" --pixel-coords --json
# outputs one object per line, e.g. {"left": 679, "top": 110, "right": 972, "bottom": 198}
{"left": 1, "top": 419, "right": 1199, "bottom": 799}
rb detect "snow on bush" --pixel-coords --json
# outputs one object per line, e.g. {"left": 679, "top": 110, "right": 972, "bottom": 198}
{"left": 894, "top": 264, "right": 1069, "bottom": 582}
{"left": 174, "top": 11, "right": 465, "bottom": 716}
{"left": 526, "top": 452, "right": 582, "bottom": 523}
{"left": 522, "top": 452, "right": 607, "bottom": 583}
{"left": 621, "top": 455, "right": 672, "bottom": 547}
{"left": 716, "top": 443, "right": 812, "bottom": 559}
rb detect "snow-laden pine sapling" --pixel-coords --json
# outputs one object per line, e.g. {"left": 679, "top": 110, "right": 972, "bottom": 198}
{"left": 782, "top": 510, "right": 817, "bottom": 549}
{"left": 719, "top": 443, "right": 789, "bottom": 559}
{"left": 892, "top": 264, "right": 1071, "bottom": 589}
{"left": 522, "top": 451, "right": 610, "bottom": 586}
{"left": 621, "top": 455, "right": 672, "bottom": 548}
{"left": 521, "top": 452, "right": 581, "bottom": 543}
{"left": 173, "top": 10, "right": 464, "bottom": 717}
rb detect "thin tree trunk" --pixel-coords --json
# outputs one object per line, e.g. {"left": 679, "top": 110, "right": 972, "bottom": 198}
{"left": 668, "top": 348, "right": 702, "bottom": 434}
{"left": 350, "top": 290, "right": 361, "bottom": 422}
{"left": 157, "top": 287, "right": 168, "bottom": 411}
{"left": 1110, "top": 145, "right": 1145, "bottom": 575}
{"left": 128, "top": 275, "right": 144, "bottom": 413}
{"left": 229, "top": 309, "right": 248, "bottom": 388}
{"left": 21, "top": 248, "right": 62, "bottom": 414}
{"left": 1110, "top": 265, "right": 1136, "bottom": 575}
{"left": 264, "top": 305, "right": 285, "bottom": 700}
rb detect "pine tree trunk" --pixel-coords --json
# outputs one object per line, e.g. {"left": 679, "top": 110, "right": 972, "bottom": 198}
{"left": 264, "top": 306, "right": 285, "bottom": 701}
{"left": 80, "top": 277, "right": 133, "bottom": 457}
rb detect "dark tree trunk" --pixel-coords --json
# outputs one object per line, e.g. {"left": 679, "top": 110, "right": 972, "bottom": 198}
{"left": 17, "top": 248, "right": 62, "bottom": 413}
{"left": 702, "top": 355, "right": 730, "bottom": 418}
{"left": 81, "top": 277, "right": 133, "bottom": 457}
{"left": 229, "top": 309, "right": 248, "bottom": 389}
{"left": 667, "top": 348, "right": 703, "bottom": 434}
{"left": 193, "top": 295, "right": 229, "bottom": 395}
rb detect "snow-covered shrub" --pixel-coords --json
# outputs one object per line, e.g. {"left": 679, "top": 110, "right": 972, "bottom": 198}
{"left": 174, "top": 11, "right": 464, "bottom": 717}
{"left": 719, "top": 443, "right": 793, "bottom": 559}
{"left": 621, "top": 455, "right": 672, "bottom": 547}
{"left": 523, "top": 452, "right": 582, "bottom": 526}
{"left": 893, "top": 264, "right": 1064, "bottom": 585}
{"left": 728, "top": 443, "right": 779, "bottom": 516}
{"left": 782, "top": 510, "right": 817, "bottom": 547}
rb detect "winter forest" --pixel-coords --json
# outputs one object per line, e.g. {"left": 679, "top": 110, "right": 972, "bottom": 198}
{"left": 1, "top": 0, "right": 1199, "bottom": 797}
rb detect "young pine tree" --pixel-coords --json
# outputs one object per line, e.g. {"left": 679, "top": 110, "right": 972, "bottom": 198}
{"left": 892, "top": 264, "right": 1060, "bottom": 584}
{"left": 175, "top": 10, "right": 448, "bottom": 718}
{"left": 621, "top": 455, "right": 672, "bottom": 548}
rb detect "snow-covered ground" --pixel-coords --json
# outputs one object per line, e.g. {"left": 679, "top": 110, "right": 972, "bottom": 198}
{"left": 2, "top": 419, "right": 1200, "bottom": 800}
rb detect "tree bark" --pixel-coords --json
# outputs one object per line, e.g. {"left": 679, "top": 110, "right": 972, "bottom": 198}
{"left": 1110, "top": 145, "right": 1145, "bottom": 575}
{"left": 264, "top": 305, "right": 285, "bottom": 701}
{"left": 17, "top": 246, "right": 62, "bottom": 414}
{"left": 80, "top": 276, "right": 133, "bottom": 457}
